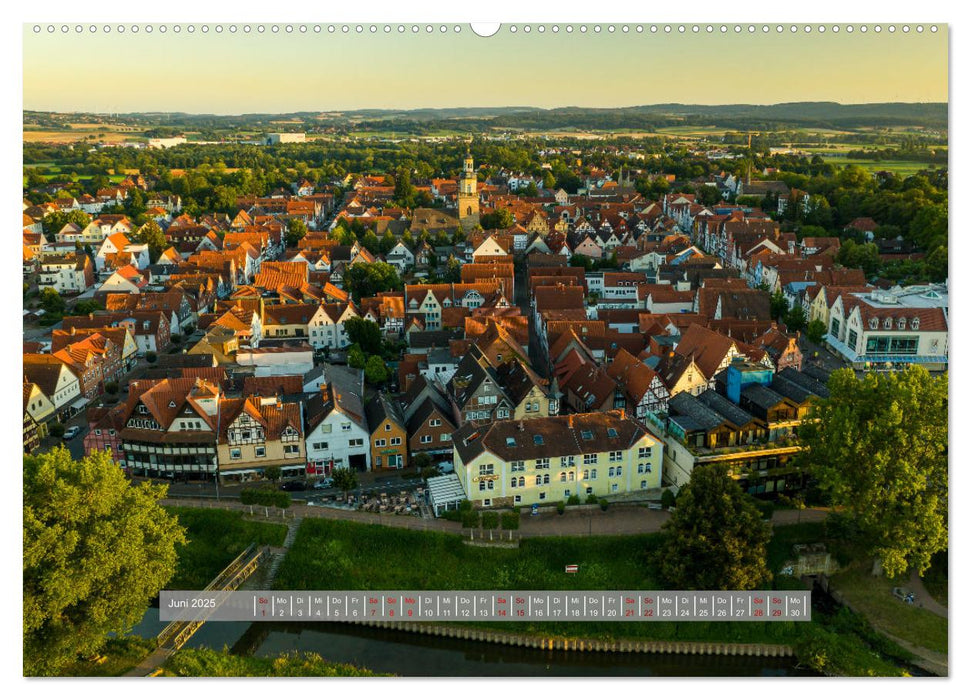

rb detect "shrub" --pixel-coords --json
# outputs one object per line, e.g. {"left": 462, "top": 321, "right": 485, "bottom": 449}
{"left": 170, "top": 334, "right": 183, "bottom": 344}
{"left": 103, "top": 381, "right": 119, "bottom": 395}
{"left": 567, "top": 494, "right": 581, "bottom": 506}
{"left": 753, "top": 498, "right": 775, "bottom": 520}
{"left": 412, "top": 453, "right": 432, "bottom": 471}
{"left": 586, "top": 493, "right": 599, "bottom": 505}
{"left": 48, "top": 422, "right": 66, "bottom": 438}
{"left": 661, "top": 489, "right": 677, "bottom": 510}
{"left": 240, "top": 488, "right": 291, "bottom": 509}
{"left": 500, "top": 511, "right": 520, "bottom": 531}
{"left": 440, "top": 509, "right": 463, "bottom": 522}
{"left": 461, "top": 510, "right": 480, "bottom": 528}
{"left": 457, "top": 499, "right": 473, "bottom": 513}
{"left": 556, "top": 501, "right": 566, "bottom": 515}
{"left": 599, "top": 498, "right": 609, "bottom": 511}
{"left": 145, "top": 351, "right": 158, "bottom": 363}
{"left": 480, "top": 511, "right": 499, "bottom": 529}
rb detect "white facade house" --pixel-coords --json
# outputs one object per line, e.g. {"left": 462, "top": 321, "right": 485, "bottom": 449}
{"left": 304, "top": 365, "right": 371, "bottom": 473}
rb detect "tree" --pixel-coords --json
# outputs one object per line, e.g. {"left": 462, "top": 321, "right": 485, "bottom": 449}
{"left": 364, "top": 355, "right": 390, "bottom": 386}
{"left": 795, "top": 367, "right": 947, "bottom": 577}
{"left": 41, "top": 210, "right": 91, "bottom": 238}
{"left": 344, "top": 317, "right": 383, "bottom": 355}
{"left": 347, "top": 345, "right": 366, "bottom": 369}
{"left": 806, "top": 318, "right": 827, "bottom": 344}
{"left": 393, "top": 166, "right": 417, "bottom": 208}
{"left": 361, "top": 230, "right": 381, "bottom": 256}
{"left": 264, "top": 465, "right": 282, "bottom": 483}
{"left": 479, "top": 208, "right": 514, "bottom": 230}
{"left": 331, "top": 466, "right": 358, "bottom": 495}
{"left": 770, "top": 290, "right": 789, "bottom": 321}
{"left": 835, "top": 240, "right": 881, "bottom": 277}
{"left": 696, "top": 184, "right": 721, "bottom": 206}
{"left": 343, "top": 261, "right": 402, "bottom": 301}
{"left": 72, "top": 299, "right": 103, "bottom": 316}
{"left": 23, "top": 448, "right": 186, "bottom": 676}
{"left": 656, "top": 464, "right": 771, "bottom": 590}
{"left": 40, "top": 288, "right": 66, "bottom": 315}
{"left": 443, "top": 256, "right": 462, "bottom": 283}
{"left": 784, "top": 304, "right": 807, "bottom": 333}
{"left": 285, "top": 218, "right": 307, "bottom": 248}
{"left": 136, "top": 220, "right": 167, "bottom": 263}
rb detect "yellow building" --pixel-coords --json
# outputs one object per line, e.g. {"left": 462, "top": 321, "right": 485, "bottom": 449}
{"left": 456, "top": 153, "right": 480, "bottom": 229}
{"left": 452, "top": 411, "right": 663, "bottom": 508}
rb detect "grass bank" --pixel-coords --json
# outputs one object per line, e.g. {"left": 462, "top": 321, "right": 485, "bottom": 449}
{"left": 166, "top": 507, "right": 288, "bottom": 590}
{"left": 58, "top": 636, "right": 158, "bottom": 677}
{"left": 273, "top": 518, "right": 911, "bottom": 675}
{"left": 829, "top": 564, "right": 947, "bottom": 654}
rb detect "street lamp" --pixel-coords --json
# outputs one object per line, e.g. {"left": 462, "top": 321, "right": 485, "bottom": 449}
{"left": 213, "top": 459, "right": 220, "bottom": 501}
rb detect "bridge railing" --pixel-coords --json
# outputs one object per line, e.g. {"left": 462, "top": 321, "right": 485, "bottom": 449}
{"left": 156, "top": 543, "right": 267, "bottom": 651}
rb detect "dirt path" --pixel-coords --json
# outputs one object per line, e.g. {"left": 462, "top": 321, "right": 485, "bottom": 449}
{"left": 908, "top": 570, "right": 948, "bottom": 618}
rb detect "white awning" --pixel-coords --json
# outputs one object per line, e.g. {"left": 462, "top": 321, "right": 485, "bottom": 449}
{"left": 426, "top": 473, "right": 467, "bottom": 516}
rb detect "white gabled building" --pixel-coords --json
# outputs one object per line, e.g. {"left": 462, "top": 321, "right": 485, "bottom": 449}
{"left": 304, "top": 364, "right": 371, "bottom": 474}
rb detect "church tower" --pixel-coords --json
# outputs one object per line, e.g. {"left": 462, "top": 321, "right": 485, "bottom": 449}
{"left": 457, "top": 153, "right": 480, "bottom": 229}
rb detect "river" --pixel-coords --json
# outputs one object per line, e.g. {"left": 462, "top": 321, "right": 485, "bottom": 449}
{"left": 132, "top": 606, "right": 811, "bottom": 677}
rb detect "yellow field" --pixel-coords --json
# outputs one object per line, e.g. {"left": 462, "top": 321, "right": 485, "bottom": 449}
{"left": 23, "top": 128, "right": 144, "bottom": 144}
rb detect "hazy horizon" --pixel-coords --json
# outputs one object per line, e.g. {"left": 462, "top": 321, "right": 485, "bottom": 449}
{"left": 24, "top": 25, "right": 948, "bottom": 113}
{"left": 23, "top": 99, "right": 950, "bottom": 118}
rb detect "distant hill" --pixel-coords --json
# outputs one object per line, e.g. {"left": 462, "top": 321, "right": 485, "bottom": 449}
{"left": 24, "top": 102, "right": 948, "bottom": 132}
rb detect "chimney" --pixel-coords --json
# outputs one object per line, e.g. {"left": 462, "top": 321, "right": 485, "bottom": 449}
{"left": 568, "top": 414, "right": 573, "bottom": 427}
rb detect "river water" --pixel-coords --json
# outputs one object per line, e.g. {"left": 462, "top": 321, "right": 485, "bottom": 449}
{"left": 132, "top": 607, "right": 810, "bottom": 677}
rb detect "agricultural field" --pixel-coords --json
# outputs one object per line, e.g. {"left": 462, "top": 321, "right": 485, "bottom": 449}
{"left": 23, "top": 124, "right": 145, "bottom": 144}
{"left": 821, "top": 157, "right": 941, "bottom": 177}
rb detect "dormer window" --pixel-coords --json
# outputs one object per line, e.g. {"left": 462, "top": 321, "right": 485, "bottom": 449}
{"left": 897, "top": 317, "right": 907, "bottom": 330}
{"left": 884, "top": 317, "right": 893, "bottom": 330}
{"left": 869, "top": 318, "right": 879, "bottom": 330}
{"left": 169, "top": 400, "right": 177, "bottom": 408}
{"left": 911, "top": 317, "right": 920, "bottom": 330}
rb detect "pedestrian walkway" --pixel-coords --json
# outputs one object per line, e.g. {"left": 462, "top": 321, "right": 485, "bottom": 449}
{"left": 908, "top": 569, "right": 948, "bottom": 618}
{"left": 162, "top": 497, "right": 828, "bottom": 538}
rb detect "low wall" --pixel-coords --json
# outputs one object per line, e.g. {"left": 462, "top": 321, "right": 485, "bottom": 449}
{"left": 353, "top": 619, "right": 794, "bottom": 657}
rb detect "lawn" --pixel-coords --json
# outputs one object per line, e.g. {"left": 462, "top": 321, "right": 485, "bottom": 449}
{"left": 166, "top": 507, "right": 288, "bottom": 590}
{"left": 829, "top": 563, "right": 948, "bottom": 654}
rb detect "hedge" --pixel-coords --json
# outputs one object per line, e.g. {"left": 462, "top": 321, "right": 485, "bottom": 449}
{"left": 240, "top": 488, "right": 291, "bottom": 509}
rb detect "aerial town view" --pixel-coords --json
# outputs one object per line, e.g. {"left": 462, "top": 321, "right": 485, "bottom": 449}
{"left": 20, "top": 22, "right": 948, "bottom": 682}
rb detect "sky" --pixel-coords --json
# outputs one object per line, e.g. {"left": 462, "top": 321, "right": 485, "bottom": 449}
{"left": 22, "top": 24, "right": 948, "bottom": 113}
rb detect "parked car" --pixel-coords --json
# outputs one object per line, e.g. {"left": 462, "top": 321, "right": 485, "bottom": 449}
{"left": 437, "top": 461, "right": 454, "bottom": 474}
{"left": 280, "top": 481, "right": 307, "bottom": 492}
{"left": 62, "top": 426, "right": 81, "bottom": 440}
{"left": 314, "top": 478, "right": 334, "bottom": 490}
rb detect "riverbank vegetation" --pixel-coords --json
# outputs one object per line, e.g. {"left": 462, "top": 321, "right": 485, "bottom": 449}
{"left": 273, "top": 517, "right": 916, "bottom": 676}
{"left": 57, "top": 636, "right": 158, "bottom": 677}
{"left": 165, "top": 507, "right": 287, "bottom": 589}
{"left": 163, "top": 647, "right": 385, "bottom": 677}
